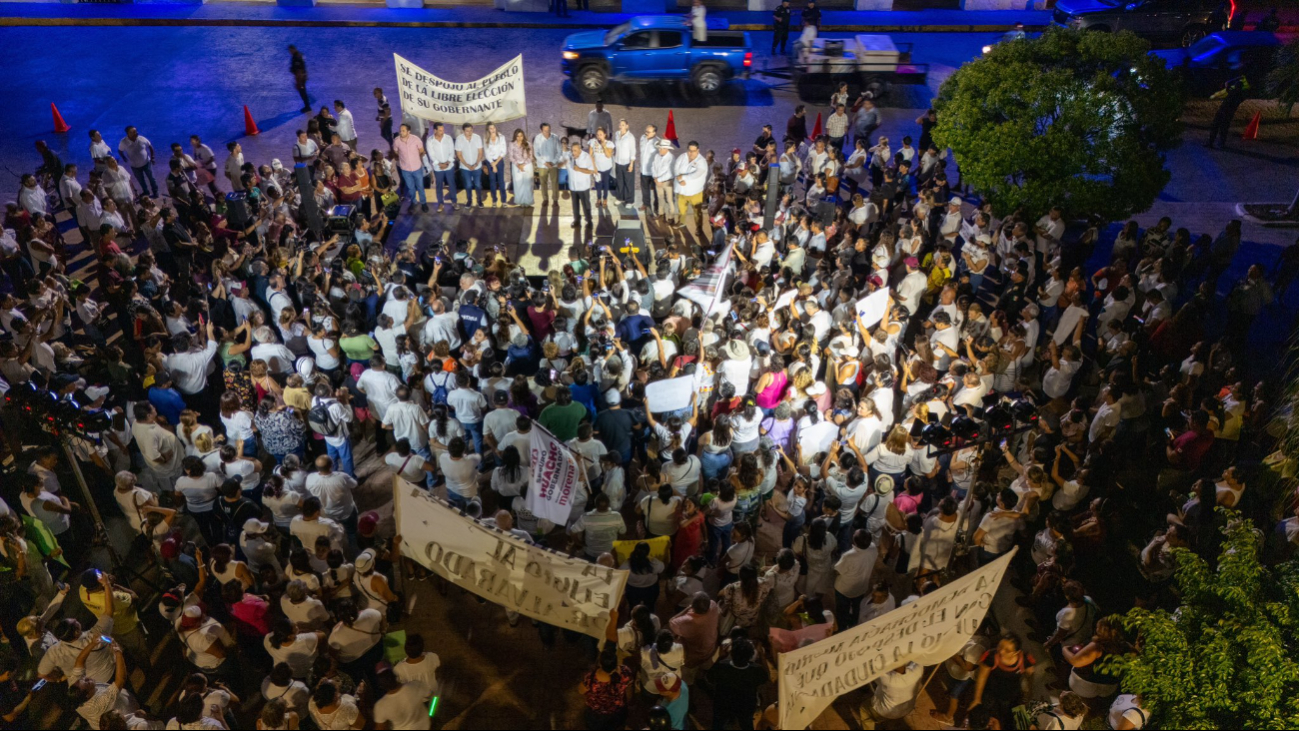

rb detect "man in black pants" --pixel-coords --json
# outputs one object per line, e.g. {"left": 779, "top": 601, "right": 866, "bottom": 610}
{"left": 1207, "top": 76, "right": 1247, "bottom": 150}
{"left": 772, "top": 0, "right": 792, "bottom": 55}
{"left": 568, "top": 141, "right": 594, "bottom": 227}
{"left": 638, "top": 124, "right": 660, "bottom": 214}
{"left": 288, "top": 45, "right": 310, "bottom": 113}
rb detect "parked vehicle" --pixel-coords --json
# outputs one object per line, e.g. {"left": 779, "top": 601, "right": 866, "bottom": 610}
{"left": 758, "top": 34, "right": 929, "bottom": 103}
{"left": 561, "top": 16, "right": 753, "bottom": 95}
{"left": 1052, "top": 0, "right": 1230, "bottom": 47}
{"left": 1150, "top": 30, "right": 1280, "bottom": 95}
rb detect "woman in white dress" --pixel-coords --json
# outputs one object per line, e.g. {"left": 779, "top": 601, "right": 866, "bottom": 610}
{"left": 793, "top": 517, "right": 836, "bottom": 602}
{"left": 509, "top": 130, "right": 533, "bottom": 207}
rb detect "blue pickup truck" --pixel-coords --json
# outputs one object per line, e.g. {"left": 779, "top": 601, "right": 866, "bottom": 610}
{"left": 562, "top": 16, "right": 753, "bottom": 95}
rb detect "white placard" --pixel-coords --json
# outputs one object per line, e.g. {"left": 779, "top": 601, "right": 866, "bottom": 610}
{"left": 395, "top": 478, "right": 626, "bottom": 638}
{"left": 645, "top": 375, "right": 696, "bottom": 413}
{"left": 773, "top": 288, "right": 798, "bottom": 312}
{"left": 778, "top": 550, "right": 1015, "bottom": 729}
{"left": 394, "top": 53, "right": 527, "bottom": 126}
{"left": 855, "top": 289, "right": 890, "bottom": 329}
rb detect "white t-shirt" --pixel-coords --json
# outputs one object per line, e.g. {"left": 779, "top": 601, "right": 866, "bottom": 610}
{"left": 263, "top": 632, "right": 320, "bottom": 678}
{"left": 357, "top": 368, "right": 402, "bottom": 422}
{"left": 385, "top": 451, "right": 429, "bottom": 483}
{"left": 393, "top": 653, "right": 441, "bottom": 698}
{"left": 439, "top": 454, "right": 482, "bottom": 499}
{"left": 374, "top": 682, "right": 433, "bottom": 731}
{"left": 327, "top": 609, "right": 384, "bottom": 663}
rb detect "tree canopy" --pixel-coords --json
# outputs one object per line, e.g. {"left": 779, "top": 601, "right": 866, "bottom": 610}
{"left": 1108, "top": 512, "right": 1299, "bottom": 729}
{"left": 932, "top": 28, "right": 1183, "bottom": 221}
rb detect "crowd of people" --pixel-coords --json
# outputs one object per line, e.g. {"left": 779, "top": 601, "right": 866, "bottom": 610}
{"left": 0, "top": 66, "right": 1297, "bottom": 731}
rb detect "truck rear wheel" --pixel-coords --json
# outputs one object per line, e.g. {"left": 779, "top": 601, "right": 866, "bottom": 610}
{"left": 691, "top": 65, "right": 724, "bottom": 94}
{"left": 577, "top": 66, "right": 609, "bottom": 94}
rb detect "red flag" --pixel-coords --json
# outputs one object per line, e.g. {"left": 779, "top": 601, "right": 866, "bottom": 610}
{"left": 664, "top": 110, "right": 679, "bottom": 146}
{"left": 809, "top": 112, "right": 823, "bottom": 141}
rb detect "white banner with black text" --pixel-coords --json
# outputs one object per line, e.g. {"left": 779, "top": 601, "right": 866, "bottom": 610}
{"left": 394, "top": 53, "right": 527, "bottom": 126}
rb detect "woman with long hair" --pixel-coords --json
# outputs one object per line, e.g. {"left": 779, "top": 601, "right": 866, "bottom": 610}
{"left": 508, "top": 129, "right": 534, "bottom": 207}
{"left": 718, "top": 564, "right": 772, "bottom": 637}
{"left": 794, "top": 517, "right": 836, "bottom": 601}
{"left": 177, "top": 409, "right": 215, "bottom": 457}
{"left": 219, "top": 391, "right": 257, "bottom": 457}
{"left": 730, "top": 397, "right": 764, "bottom": 456}
{"left": 580, "top": 647, "right": 634, "bottom": 730}
{"left": 698, "top": 415, "right": 734, "bottom": 482}
{"left": 620, "top": 541, "right": 665, "bottom": 611}
{"left": 428, "top": 404, "right": 465, "bottom": 463}
{"left": 491, "top": 446, "right": 528, "bottom": 513}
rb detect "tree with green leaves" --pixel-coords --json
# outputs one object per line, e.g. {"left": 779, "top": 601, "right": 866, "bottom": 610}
{"left": 1107, "top": 511, "right": 1299, "bottom": 729}
{"left": 932, "top": 28, "right": 1183, "bottom": 222}
{"left": 1269, "top": 37, "right": 1299, "bottom": 116}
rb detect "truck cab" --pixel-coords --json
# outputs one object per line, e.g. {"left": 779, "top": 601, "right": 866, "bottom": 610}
{"left": 562, "top": 16, "right": 753, "bottom": 95}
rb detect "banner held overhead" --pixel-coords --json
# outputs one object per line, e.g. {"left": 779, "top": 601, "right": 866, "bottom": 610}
{"left": 394, "top": 478, "right": 626, "bottom": 639}
{"left": 778, "top": 550, "right": 1015, "bottom": 729}
{"left": 394, "top": 53, "right": 527, "bottom": 126}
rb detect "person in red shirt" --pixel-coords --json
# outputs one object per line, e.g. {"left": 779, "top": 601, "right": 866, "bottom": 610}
{"left": 1167, "top": 409, "right": 1214, "bottom": 473}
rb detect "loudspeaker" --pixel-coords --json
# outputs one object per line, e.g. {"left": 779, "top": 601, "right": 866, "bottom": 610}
{"left": 294, "top": 163, "right": 323, "bottom": 237}
{"left": 224, "top": 192, "right": 251, "bottom": 230}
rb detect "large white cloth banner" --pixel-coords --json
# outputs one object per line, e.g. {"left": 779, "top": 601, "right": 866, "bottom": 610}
{"left": 394, "top": 478, "right": 626, "bottom": 638}
{"left": 778, "top": 550, "right": 1015, "bottom": 729}
{"left": 527, "top": 424, "right": 584, "bottom": 525}
{"left": 393, "top": 53, "right": 527, "bottom": 125}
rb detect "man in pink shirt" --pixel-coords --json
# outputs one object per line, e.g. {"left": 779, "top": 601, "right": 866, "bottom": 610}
{"left": 668, "top": 592, "right": 720, "bottom": 683}
{"left": 392, "top": 123, "right": 427, "bottom": 212}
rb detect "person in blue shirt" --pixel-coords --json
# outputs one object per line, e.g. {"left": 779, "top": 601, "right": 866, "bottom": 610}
{"left": 651, "top": 673, "right": 689, "bottom": 730}
{"left": 148, "top": 370, "right": 187, "bottom": 426}
{"left": 458, "top": 290, "right": 491, "bottom": 343}
{"left": 615, "top": 300, "right": 656, "bottom": 354}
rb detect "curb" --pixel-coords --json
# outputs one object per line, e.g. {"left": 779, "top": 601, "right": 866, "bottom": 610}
{"left": 0, "top": 16, "right": 1048, "bottom": 32}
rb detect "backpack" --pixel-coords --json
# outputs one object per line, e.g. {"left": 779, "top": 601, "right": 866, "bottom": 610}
{"left": 428, "top": 371, "right": 453, "bottom": 406}
{"left": 307, "top": 400, "right": 341, "bottom": 437}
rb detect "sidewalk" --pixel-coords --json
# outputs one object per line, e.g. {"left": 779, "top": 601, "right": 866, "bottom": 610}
{"left": 0, "top": 2, "right": 1051, "bottom": 31}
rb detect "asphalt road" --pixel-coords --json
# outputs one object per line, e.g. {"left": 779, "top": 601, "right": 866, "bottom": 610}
{"left": 0, "top": 25, "right": 994, "bottom": 194}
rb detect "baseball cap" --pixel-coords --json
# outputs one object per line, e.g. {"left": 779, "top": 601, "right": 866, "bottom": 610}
{"left": 654, "top": 672, "right": 682, "bottom": 695}
{"left": 905, "top": 256, "right": 920, "bottom": 268}
{"left": 358, "top": 511, "right": 380, "bottom": 537}
{"left": 243, "top": 518, "right": 269, "bottom": 534}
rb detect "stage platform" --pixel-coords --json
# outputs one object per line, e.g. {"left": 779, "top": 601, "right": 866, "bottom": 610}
{"left": 385, "top": 200, "right": 705, "bottom": 275}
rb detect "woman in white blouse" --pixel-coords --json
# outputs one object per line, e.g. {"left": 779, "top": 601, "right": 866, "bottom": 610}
{"left": 483, "top": 122, "right": 508, "bottom": 207}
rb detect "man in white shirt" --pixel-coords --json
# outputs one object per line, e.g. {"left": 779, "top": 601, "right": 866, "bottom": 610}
{"left": 638, "top": 124, "right": 660, "bottom": 214}
{"left": 250, "top": 327, "right": 296, "bottom": 376}
{"left": 446, "top": 372, "right": 488, "bottom": 453}
{"left": 1090, "top": 387, "right": 1121, "bottom": 445}
{"left": 290, "top": 496, "right": 347, "bottom": 554}
{"left": 454, "top": 123, "right": 485, "bottom": 207}
{"left": 613, "top": 118, "right": 637, "bottom": 206}
{"left": 928, "top": 312, "right": 961, "bottom": 372}
{"left": 420, "top": 298, "right": 462, "bottom": 351}
{"left": 333, "top": 100, "right": 357, "bottom": 149}
{"left": 305, "top": 455, "right": 358, "bottom": 528}
{"left": 224, "top": 141, "right": 245, "bottom": 191}
{"left": 311, "top": 383, "right": 356, "bottom": 477}
{"left": 58, "top": 164, "right": 83, "bottom": 211}
{"left": 1043, "top": 341, "right": 1081, "bottom": 402}
{"left": 1034, "top": 206, "right": 1065, "bottom": 264}
{"left": 373, "top": 668, "right": 432, "bottom": 731}
{"left": 382, "top": 386, "right": 431, "bottom": 453}
{"left": 567, "top": 141, "right": 595, "bottom": 227}
{"left": 826, "top": 104, "right": 850, "bottom": 151}
{"left": 482, "top": 391, "right": 519, "bottom": 452}
{"left": 163, "top": 321, "right": 219, "bottom": 399}
{"left": 130, "top": 402, "right": 184, "bottom": 494}
{"left": 895, "top": 257, "right": 927, "bottom": 319}
{"left": 357, "top": 356, "right": 403, "bottom": 452}
{"left": 117, "top": 126, "right": 157, "bottom": 198}
{"left": 190, "top": 134, "right": 219, "bottom": 196}
{"left": 973, "top": 488, "right": 1020, "bottom": 563}
{"left": 673, "top": 141, "right": 708, "bottom": 233}
{"left": 833, "top": 530, "right": 879, "bottom": 627}
{"left": 652, "top": 140, "right": 678, "bottom": 223}
{"left": 532, "top": 123, "right": 562, "bottom": 204}
{"left": 425, "top": 122, "right": 458, "bottom": 211}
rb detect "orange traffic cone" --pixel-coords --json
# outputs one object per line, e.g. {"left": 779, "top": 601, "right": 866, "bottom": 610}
{"left": 1242, "top": 111, "right": 1260, "bottom": 140}
{"left": 664, "top": 110, "right": 678, "bottom": 146}
{"left": 809, "top": 112, "right": 823, "bottom": 141}
{"left": 243, "top": 105, "right": 260, "bottom": 136}
{"left": 51, "top": 103, "right": 70, "bottom": 134}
